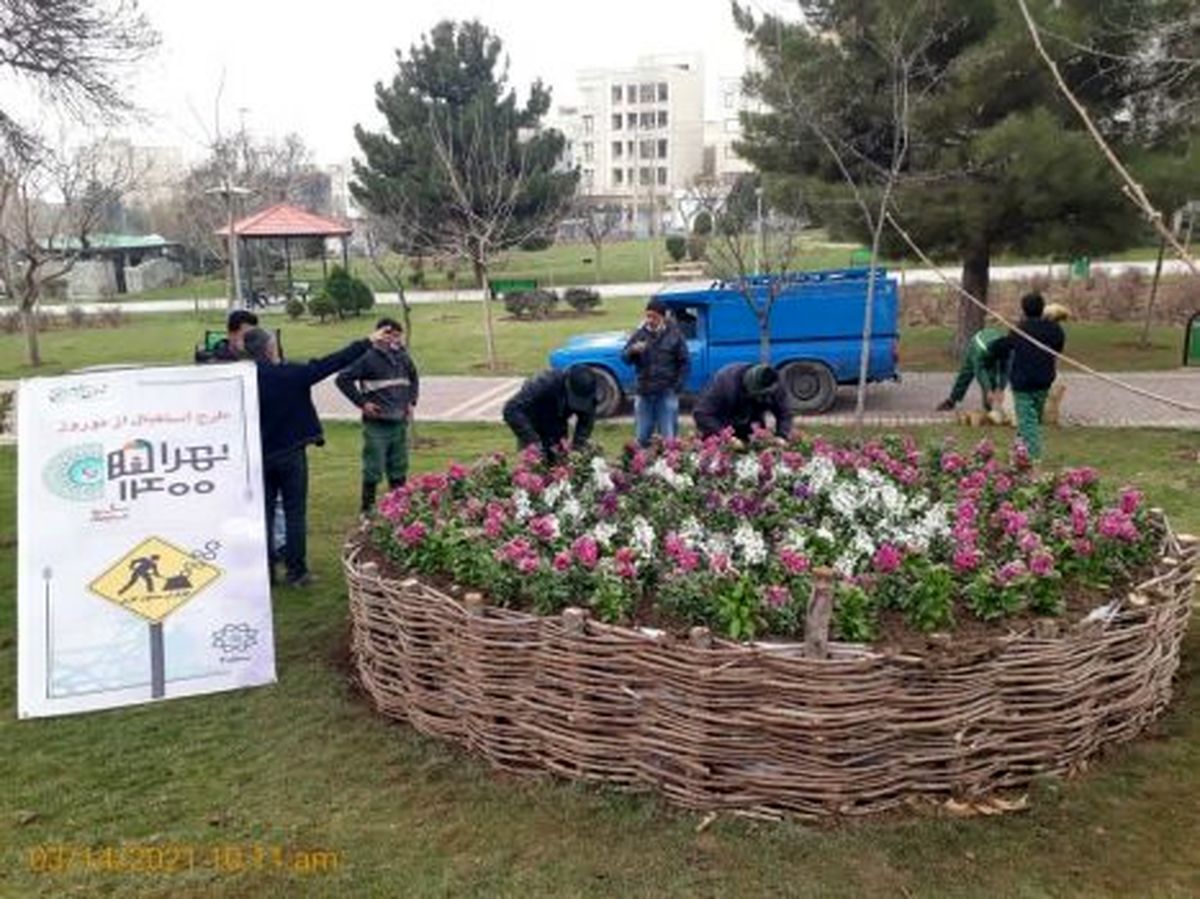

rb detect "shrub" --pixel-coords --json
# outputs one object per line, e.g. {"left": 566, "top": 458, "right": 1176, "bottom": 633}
{"left": 285, "top": 296, "right": 307, "bottom": 320}
{"left": 692, "top": 210, "right": 713, "bottom": 236}
{"left": 686, "top": 235, "right": 708, "bottom": 262}
{"left": 519, "top": 234, "right": 555, "bottom": 252}
{"left": 95, "top": 307, "right": 125, "bottom": 329}
{"left": 308, "top": 291, "right": 338, "bottom": 323}
{"left": 504, "top": 289, "right": 558, "bottom": 319}
{"left": 324, "top": 266, "right": 375, "bottom": 317}
{"left": 348, "top": 278, "right": 375, "bottom": 316}
{"left": 66, "top": 304, "right": 87, "bottom": 329}
{"left": 665, "top": 235, "right": 687, "bottom": 262}
{"left": 0, "top": 310, "right": 19, "bottom": 334}
{"left": 0, "top": 390, "right": 12, "bottom": 432}
{"left": 564, "top": 287, "right": 602, "bottom": 313}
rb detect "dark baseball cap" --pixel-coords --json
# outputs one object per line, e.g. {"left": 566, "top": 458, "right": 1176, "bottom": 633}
{"left": 564, "top": 365, "right": 598, "bottom": 412}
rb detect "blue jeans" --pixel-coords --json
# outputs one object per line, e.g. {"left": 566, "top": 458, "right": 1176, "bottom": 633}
{"left": 634, "top": 391, "right": 679, "bottom": 447}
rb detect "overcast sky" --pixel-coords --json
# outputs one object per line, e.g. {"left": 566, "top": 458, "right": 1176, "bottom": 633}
{"left": 120, "top": 0, "right": 794, "bottom": 166}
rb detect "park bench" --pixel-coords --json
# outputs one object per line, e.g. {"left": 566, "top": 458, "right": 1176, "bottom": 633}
{"left": 487, "top": 278, "right": 538, "bottom": 300}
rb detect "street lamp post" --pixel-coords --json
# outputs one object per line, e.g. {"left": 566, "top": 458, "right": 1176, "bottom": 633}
{"left": 206, "top": 183, "right": 251, "bottom": 310}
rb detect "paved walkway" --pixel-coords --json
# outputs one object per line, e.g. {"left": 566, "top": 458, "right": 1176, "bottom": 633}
{"left": 312, "top": 370, "right": 1200, "bottom": 430}
{"left": 27, "top": 258, "right": 1196, "bottom": 316}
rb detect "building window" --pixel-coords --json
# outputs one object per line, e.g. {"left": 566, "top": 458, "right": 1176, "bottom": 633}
{"left": 639, "top": 139, "right": 655, "bottom": 159}
{"left": 723, "top": 89, "right": 736, "bottom": 109}
{"left": 724, "top": 118, "right": 740, "bottom": 133}
{"left": 583, "top": 169, "right": 594, "bottom": 188}
{"left": 582, "top": 115, "right": 594, "bottom": 134}
{"left": 612, "top": 141, "right": 622, "bottom": 158}
{"left": 627, "top": 167, "right": 635, "bottom": 184}
{"left": 640, "top": 111, "right": 655, "bottom": 129}
{"left": 582, "top": 142, "right": 594, "bottom": 162}
{"left": 640, "top": 82, "right": 656, "bottom": 103}
{"left": 626, "top": 140, "right": 635, "bottom": 156}
{"left": 658, "top": 82, "right": 669, "bottom": 102}
{"left": 612, "top": 85, "right": 622, "bottom": 104}
{"left": 657, "top": 167, "right": 668, "bottom": 186}
{"left": 639, "top": 167, "right": 653, "bottom": 186}
{"left": 611, "top": 113, "right": 622, "bottom": 130}
{"left": 627, "top": 113, "right": 637, "bottom": 129}
{"left": 657, "top": 110, "right": 668, "bottom": 127}
{"left": 612, "top": 168, "right": 623, "bottom": 185}
{"left": 657, "top": 139, "right": 668, "bottom": 159}
{"left": 626, "top": 84, "right": 637, "bottom": 103}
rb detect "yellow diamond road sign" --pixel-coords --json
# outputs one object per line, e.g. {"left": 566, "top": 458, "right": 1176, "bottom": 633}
{"left": 88, "top": 536, "right": 222, "bottom": 623}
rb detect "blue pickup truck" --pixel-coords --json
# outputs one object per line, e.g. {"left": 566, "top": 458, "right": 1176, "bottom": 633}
{"left": 548, "top": 267, "right": 900, "bottom": 417}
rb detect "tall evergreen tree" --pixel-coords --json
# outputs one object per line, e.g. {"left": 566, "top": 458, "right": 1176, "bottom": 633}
{"left": 735, "top": 0, "right": 1199, "bottom": 349}
{"left": 352, "top": 20, "right": 577, "bottom": 368}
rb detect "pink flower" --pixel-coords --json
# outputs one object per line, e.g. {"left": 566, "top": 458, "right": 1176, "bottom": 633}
{"left": 779, "top": 548, "right": 810, "bottom": 576}
{"left": 996, "top": 559, "right": 1028, "bottom": 585}
{"left": 513, "top": 470, "right": 545, "bottom": 494}
{"left": 552, "top": 550, "right": 572, "bottom": 572}
{"left": 764, "top": 585, "right": 791, "bottom": 608}
{"left": 447, "top": 462, "right": 470, "bottom": 482}
{"left": 941, "top": 452, "right": 965, "bottom": 473}
{"left": 529, "top": 515, "right": 560, "bottom": 542}
{"left": 397, "top": 521, "right": 427, "bottom": 547}
{"left": 873, "top": 543, "right": 903, "bottom": 574}
{"left": 1029, "top": 551, "right": 1056, "bottom": 577}
{"left": 1119, "top": 487, "right": 1143, "bottom": 516}
{"left": 953, "top": 545, "right": 981, "bottom": 573}
{"left": 1098, "top": 509, "right": 1139, "bottom": 542}
{"left": 974, "top": 439, "right": 995, "bottom": 461}
{"left": 614, "top": 546, "right": 638, "bottom": 579}
{"left": 993, "top": 474, "right": 1014, "bottom": 495}
{"left": 1073, "top": 538, "right": 1094, "bottom": 557}
{"left": 664, "top": 532, "right": 687, "bottom": 559}
{"left": 572, "top": 535, "right": 600, "bottom": 569}
{"left": 1018, "top": 531, "right": 1042, "bottom": 554}
{"left": 709, "top": 552, "right": 732, "bottom": 575}
{"left": 1065, "top": 467, "right": 1099, "bottom": 489}
{"left": 675, "top": 548, "right": 701, "bottom": 574}
{"left": 517, "top": 554, "right": 540, "bottom": 575}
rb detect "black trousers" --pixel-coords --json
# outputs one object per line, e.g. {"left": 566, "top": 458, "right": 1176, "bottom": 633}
{"left": 263, "top": 448, "right": 308, "bottom": 582}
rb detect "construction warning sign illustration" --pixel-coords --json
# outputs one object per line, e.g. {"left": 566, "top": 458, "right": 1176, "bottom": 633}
{"left": 88, "top": 536, "right": 222, "bottom": 623}
{"left": 17, "top": 364, "right": 277, "bottom": 719}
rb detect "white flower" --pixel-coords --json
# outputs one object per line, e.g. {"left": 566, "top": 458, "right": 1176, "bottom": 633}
{"left": 834, "top": 552, "right": 858, "bottom": 577}
{"left": 591, "top": 456, "right": 614, "bottom": 493}
{"left": 735, "top": 455, "right": 761, "bottom": 484}
{"left": 678, "top": 516, "right": 705, "bottom": 548}
{"left": 851, "top": 529, "right": 876, "bottom": 561}
{"left": 560, "top": 498, "right": 584, "bottom": 521}
{"left": 703, "top": 532, "right": 732, "bottom": 561}
{"left": 732, "top": 522, "right": 767, "bottom": 566}
{"left": 513, "top": 489, "right": 533, "bottom": 522}
{"left": 648, "top": 458, "right": 694, "bottom": 491}
{"left": 829, "top": 482, "right": 862, "bottom": 519}
{"left": 801, "top": 455, "right": 837, "bottom": 494}
{"left": 631, "top": 515, "right": 656, "bottom": 557}
{"left": 542, "top": 479, "right": 570, "bottom": 508}
{"left": 591, "top": 522, "right": 618, "bottom": 548}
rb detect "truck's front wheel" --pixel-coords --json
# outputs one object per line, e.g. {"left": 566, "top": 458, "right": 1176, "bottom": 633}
{"left": 779, "top": 361, "right": 837, "bottom": 414}
{"left": 588, "top": 366, "right": 623, "bottom": 418}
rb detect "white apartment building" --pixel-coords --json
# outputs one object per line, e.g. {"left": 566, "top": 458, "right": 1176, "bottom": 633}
{"left": 704, "top": 75, "right": 758, "bottom": 186}
{"left": 560, "top": 53, "right": 705, "bottom": 236}
{"left": 96, "top": 139, "right": 185, "bottom": 209}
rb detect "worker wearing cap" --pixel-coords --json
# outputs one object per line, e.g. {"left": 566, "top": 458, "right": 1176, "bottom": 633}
{"left": 502, "top": 365, "right": 598, "bottom": 461}
{"left": 622, "top": 298, "right": 690, "bottom": 447}
{"left": 694, "top": 363, "right": 794, "bottom": 442}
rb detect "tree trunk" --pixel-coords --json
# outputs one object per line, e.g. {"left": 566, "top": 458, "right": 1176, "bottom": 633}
{"left": 475, "top": 258, "right": 498, "bottom": 371}
{"left": 955, "top": 243, "right": 990, "bottom": 359}
{"left": 594, "top": 243, "right": 602, "bottom": 283}
{"left": 22, "top": 306, "right": 41, "bottom": 367}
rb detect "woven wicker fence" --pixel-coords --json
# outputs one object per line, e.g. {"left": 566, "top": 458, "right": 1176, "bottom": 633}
{"left": 344, "top": 521, "right": 1197, "bottom": 819}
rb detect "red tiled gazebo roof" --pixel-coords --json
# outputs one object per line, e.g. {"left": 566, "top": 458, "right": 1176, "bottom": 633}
{"left": 216, "top": 202, "right": 352, "bottom": 238}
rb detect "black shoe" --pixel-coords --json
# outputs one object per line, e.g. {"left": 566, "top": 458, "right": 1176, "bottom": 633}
{"left": 286, "top": 572, "right": 316, "bottom": 588}
{"left": 361, "top": 482, "right": 378, "bottom": 514}
{"left": 936, "top": 399, "right": 955, "bottom": 412}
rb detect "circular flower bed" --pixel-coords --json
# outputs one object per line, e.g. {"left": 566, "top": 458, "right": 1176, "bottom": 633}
{"left": 371, "top": 433, "right": 1162, "bottom": 644}
{"left": 346, "top": 431, "right": 1196, "bottom": 817}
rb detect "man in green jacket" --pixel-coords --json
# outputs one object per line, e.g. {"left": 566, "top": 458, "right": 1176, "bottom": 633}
{"left": 936, "top": 326, "right": 1008, "bottom": 413}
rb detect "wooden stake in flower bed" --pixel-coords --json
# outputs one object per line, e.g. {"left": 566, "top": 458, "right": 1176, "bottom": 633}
{"left": 805, "top": 567, "right": 836, "bottom": 659}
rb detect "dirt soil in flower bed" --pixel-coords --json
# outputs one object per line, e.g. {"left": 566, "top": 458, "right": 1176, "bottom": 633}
{"left": 351, "top": 540, "right": 1155, "bottom": 661}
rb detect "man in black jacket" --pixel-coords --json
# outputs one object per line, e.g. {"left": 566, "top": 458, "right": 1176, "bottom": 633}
{"left": 502, "top": 366, "right": 597, "bottom": 461}
{"left": 335, "top": 318, "right": 421, "bottom": 513}
{"left": 243, "top": 325, "right": 387, "bottom": 586}
{"left": 622, "top": 298, "right": 690, "bottom": 446}
{"left": 694, "top": 363, "right": 794, "bottom": 442}
{"left": 983, "top": 292, "right": 1066, "bottom": 459}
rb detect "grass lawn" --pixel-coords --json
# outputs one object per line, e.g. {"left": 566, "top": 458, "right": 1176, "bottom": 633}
{"left": 2, "top": 422, "right": 1200, "bottom": 897}
{"left": 0, "top": 301, "right": 1186, "bottom": 381}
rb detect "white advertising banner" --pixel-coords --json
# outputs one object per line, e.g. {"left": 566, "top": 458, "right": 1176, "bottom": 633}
{"left": 17, "top": 363, "right": 276, "bottom": 718}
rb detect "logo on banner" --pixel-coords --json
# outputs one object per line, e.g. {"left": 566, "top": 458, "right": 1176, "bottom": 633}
{"left": 88, "top": 536, "right": 223, "bottom": 622}
{"left": 42, "top": 439, "right": 232, "bottom": 504}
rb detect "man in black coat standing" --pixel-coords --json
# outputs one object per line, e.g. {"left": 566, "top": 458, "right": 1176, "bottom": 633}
{"left": 502, "top": 365, "right": 598, "bottom": 461}
{"left": 622, "top": 298, "right": 689, "bottom": 446}
{"left": 983, "top": 292, "right": 1066, "bottom": 459}
{"left": 693, "top": 363, "right": 794, "bottom": 442}
{"left": 243, "top": 325, "right": 389, "bottom": 587}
